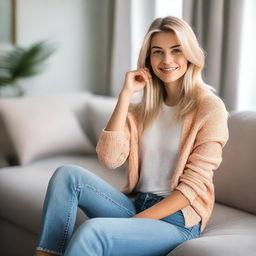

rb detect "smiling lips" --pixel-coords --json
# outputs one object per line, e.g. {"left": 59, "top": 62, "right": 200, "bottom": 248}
{"left": 159, "top": 67, "right": 178, "bottom": 74}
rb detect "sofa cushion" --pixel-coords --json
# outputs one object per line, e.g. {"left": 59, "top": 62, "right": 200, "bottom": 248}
{"left": 169, "top": 235, "right": 256, "bottom": 256}
{"left": 203, "top": 203, "right": 256, "bottom": 236}
{"left": 0, "top": 96, "right": 94, "bottom": 165}
{"left": 0, "top": 117, "right": 15, "bottom": 159}
{"left": 214, "top": 111, "right": 256, "bottom": 215}
{"left": 169, "top": 203, "right": 256, "bottom": 256}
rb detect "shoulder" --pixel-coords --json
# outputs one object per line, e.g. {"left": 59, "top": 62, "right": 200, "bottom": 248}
{"left": 196, "top": 86, "right": 228, "bottom": 117}
{"left": 194, "top": 86, "right": 229, "bottom": 144}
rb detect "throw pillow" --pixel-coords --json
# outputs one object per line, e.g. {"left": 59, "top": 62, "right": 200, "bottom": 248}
{"left": 0, "top": 96, "right": 94, "bottom": 165}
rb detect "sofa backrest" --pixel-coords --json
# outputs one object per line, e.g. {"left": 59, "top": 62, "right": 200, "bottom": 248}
{"left": 81, "top": 92, "right": 140, "bottom": 146}
{"left": 214, "top": 111, "right": 256, "bottom": 215}
{"left": 84, "top": 95, "right": 117, "bottom": 146}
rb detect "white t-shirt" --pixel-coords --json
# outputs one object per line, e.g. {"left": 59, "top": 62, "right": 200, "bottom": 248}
{"left": 135, "top": 102, "right": 184, "bottom": 197}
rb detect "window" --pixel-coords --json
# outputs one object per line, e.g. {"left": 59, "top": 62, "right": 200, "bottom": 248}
{"left": 155, "top": 0, "right": 183, "bottom": 18}
{"left": 237, "top": 0, "right": 256, "bottom": 110}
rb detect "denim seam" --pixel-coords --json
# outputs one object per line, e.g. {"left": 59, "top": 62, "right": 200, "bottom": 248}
{"left": 58, "top": 192, "right": 77, "bottom": 253}
{"left": 76, "top": 184, "right": 135, "bottom": 216}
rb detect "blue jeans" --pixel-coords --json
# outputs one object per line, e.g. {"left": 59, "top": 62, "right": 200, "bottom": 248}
{"left": 37, "top": 165, "right": 201, "bottom": 256}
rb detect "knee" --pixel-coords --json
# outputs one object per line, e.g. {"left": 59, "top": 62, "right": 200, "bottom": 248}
{"left": 50, "top": 165, "right": 87, "bottom": 185}
{"left": 51, "top": 165, "right": 72, "bottom": 183}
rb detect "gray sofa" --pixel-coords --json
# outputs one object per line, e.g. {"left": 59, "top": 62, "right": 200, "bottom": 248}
{"left": 0, "top": 93, "right": 255, "bottom": 256}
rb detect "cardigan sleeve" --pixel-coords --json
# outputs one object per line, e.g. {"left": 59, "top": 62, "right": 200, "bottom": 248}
{"left": 175, "top": 97, "right": 229, "bottom": 204}
{"left": 95, "top": 113, "right": 132, "bottom": 169}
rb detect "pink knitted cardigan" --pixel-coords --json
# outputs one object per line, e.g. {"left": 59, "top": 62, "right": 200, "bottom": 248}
{"left": 96, "top": 86, "right": 229, "bottom": 231}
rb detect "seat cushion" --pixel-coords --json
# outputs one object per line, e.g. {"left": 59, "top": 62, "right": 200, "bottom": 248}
{"left": 0, "top": 155, "right": 126, "bottom": 234}
{"left": 168, "top": 203, "right": 256, "bottom": 256}
{"left": 201, "top": 203, "right": 256, "bottom": 236}
{"left": 168, "top": 235, "right": 256, "bottom": 256}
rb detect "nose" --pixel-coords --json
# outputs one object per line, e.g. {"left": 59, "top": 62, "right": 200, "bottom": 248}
{"left": 162, "top": 53, "right": 174, "bottom": 65}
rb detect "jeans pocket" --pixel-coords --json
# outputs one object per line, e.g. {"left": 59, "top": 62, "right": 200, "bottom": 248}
{"left": 161, "top": 210, "right": 186, "bottom": 228}
{"left": 162, "top": 211, "right": 201, "bottom": 240}
{"left": 189, "top": 221, "right": 201, "bottom": 239}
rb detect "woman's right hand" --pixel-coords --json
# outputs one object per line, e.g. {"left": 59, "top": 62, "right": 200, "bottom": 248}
{"left": 121, "top": 67, "right": 152, "bottom": 96}
{"left": 105, "top": 68, "right": 151, "bottom": 132}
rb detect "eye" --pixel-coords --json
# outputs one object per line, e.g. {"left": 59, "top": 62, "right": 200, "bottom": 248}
{"left": 171, "top": 48, "right": 182, "bottom": 54}
{"left": 152, "top": 50, "right": 163, "bottom": 55}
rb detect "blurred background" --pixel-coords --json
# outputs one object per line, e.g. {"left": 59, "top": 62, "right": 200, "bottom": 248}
{"left": 0, "top": 0, "right": 255, "bottom": 113}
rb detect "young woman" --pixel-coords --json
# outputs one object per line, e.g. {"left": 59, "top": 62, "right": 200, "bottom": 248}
{"left": 35, "top": 16, "right": 229, "bottom": 256}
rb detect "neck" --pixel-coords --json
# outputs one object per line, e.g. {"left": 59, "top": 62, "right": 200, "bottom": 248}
{"left": 164, "top": 82, "right": 182, "bottom": 106}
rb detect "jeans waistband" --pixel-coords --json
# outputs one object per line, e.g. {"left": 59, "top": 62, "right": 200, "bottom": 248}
{"left": 136, "top": 192, "right": 164, "bottom": 201}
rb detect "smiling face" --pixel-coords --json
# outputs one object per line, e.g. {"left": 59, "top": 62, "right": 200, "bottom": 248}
{"left": 150, "top": 31, "right": 188, "bottom": 87}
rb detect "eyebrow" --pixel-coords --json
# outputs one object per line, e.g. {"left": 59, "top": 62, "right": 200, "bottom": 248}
{"left": 151, "top": 44, "right": 180, "bottom": 50}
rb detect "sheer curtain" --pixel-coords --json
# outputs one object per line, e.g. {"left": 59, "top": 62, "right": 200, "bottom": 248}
{"left": 183, "top": 0, "right": 256, "bottom": 112}
{"left": 183, "top": 0, "right": 245, "bottom": 112}
{"left": 237, "top": 0, "right": 256, "bottom": 111}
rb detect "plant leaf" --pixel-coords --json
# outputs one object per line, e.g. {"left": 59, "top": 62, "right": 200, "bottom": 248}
{"left": 0, "top": 40, "right": 56, "bottom": 85}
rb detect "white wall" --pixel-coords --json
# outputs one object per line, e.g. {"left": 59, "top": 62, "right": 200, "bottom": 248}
{"left": 14, "top": 0, "right": 111, "bottom": 96}
{"left": 0, "top": 0, "right": 183, "bottom": 97}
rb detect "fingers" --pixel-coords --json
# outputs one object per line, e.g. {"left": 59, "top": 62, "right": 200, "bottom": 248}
{"left": 135, "top": 67, "right": 152, "bottom": 82}
{"left": 141, "top": 67, "right": 152, "bottom": 80}
{"left": 123, "top": 67, "right": 152, "bottom": 94}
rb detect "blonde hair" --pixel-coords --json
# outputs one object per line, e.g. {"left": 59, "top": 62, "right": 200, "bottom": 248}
{"left": 131, "top": 16, "right": 214, "bottom": 130}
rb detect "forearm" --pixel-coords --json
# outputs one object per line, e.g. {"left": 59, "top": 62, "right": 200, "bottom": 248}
{"left": 105, "top": 90, "right": 132, "bottom": 131}
{"left": 96, "top": 89, "right": 134, "bottom": 169}
{"left": 132, "top": 190, "right": 190, "bottom": 219}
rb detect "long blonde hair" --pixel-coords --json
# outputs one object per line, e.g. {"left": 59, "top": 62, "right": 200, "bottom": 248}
{"left": 132, "top": 16, "right": 214, "bottom": 130}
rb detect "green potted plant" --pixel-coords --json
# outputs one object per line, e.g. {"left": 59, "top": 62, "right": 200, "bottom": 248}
{"left": 0, "top": 40, "right": 56, "bottom": 96}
